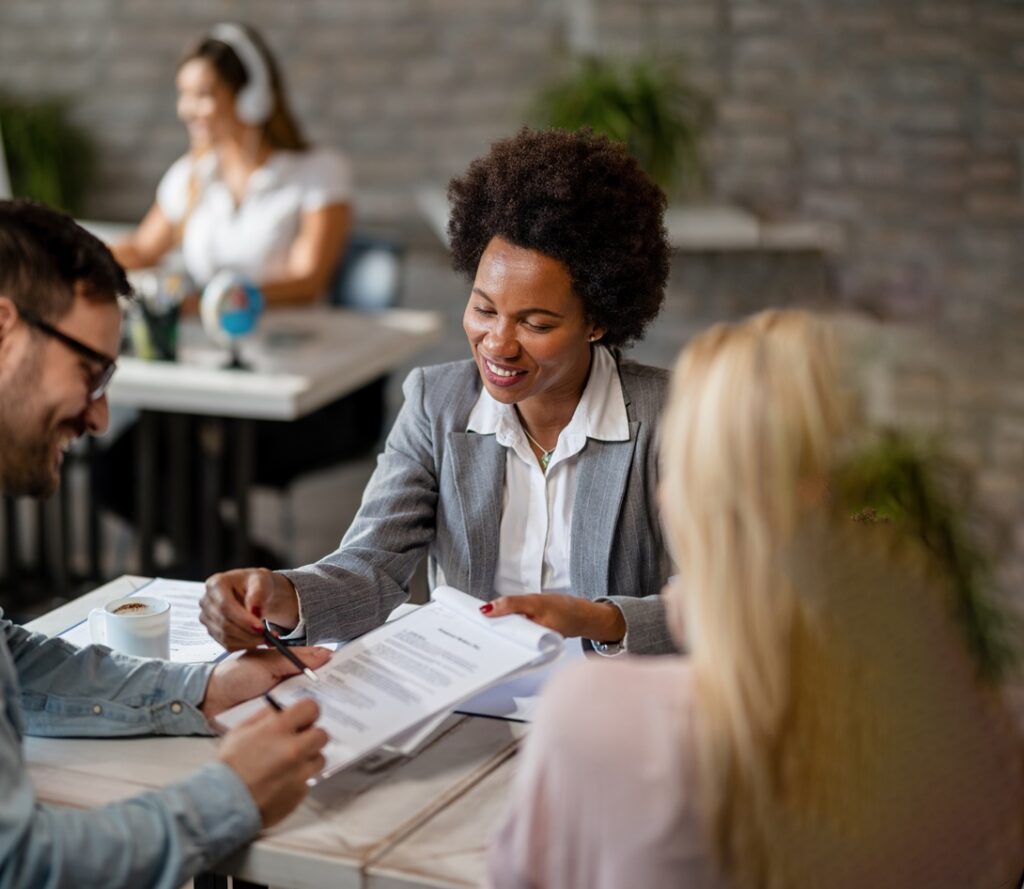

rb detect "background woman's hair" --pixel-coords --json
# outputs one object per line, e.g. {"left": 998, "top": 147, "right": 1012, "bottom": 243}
{"left": 180, "top": 23, "right": 308, "bottom": 152}
{"left": 446, "top": 127, "right": 669, "bottom": 349}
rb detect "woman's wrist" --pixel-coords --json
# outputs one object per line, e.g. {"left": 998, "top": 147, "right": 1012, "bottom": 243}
{"left": 588, "top": 601, "right": 626, "bottom": 643}
{"left": 268, "top": 575, "right": 301, "bottom": 630}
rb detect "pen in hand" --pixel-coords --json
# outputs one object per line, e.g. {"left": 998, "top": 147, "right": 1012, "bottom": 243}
{"left": 261, "top": 622, "right": 320, "bottom": 682}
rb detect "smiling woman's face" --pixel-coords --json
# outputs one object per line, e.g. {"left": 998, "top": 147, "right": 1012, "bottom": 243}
{"left": 176, "top": 57, "right": 239, "bottom": 150}
{"left": 462, "top": 236, "right": 604, "bottom": 408}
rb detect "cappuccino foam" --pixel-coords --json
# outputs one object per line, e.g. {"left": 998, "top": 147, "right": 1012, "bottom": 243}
{"left": 112, "top": 601, "right": 155, "bottom": 616}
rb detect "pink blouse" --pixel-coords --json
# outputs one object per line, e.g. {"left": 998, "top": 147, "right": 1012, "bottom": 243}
{"left": 489, "top": 648, "right": 1023, "bottom": 889}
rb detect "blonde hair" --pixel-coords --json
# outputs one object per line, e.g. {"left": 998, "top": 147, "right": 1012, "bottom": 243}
{"left": 661, "top": 309, "right": 1024, "bottom": 887}
{"left": 660, "top": 310, "right": 848, "bottom": 885}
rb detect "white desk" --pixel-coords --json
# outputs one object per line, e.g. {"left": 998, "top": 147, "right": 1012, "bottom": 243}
{"left": 25, "top": 576, "right": 523, "bottom": 889}
{"left": 104, "top": 307, "right": 442, "bottom": 575}
{"left": 110, "top": 308, "right": 442, "bottom": 420}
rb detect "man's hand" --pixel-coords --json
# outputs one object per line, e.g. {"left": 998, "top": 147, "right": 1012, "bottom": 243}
{"left": 200, "top": 568, "right": 301, "bottom": 650}
{"left": 480, "top": 594, "right": 626, "bottom": 642}
{"left": 200, "top": 647, "right": 332, "bottom": 719}
{"left": 218, "top": 698, "right": 329, "bottom": 827}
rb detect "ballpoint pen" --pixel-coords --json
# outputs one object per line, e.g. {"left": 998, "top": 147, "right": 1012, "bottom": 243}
{"left": 261, "top": 621, "right": 319, "bottom": 682}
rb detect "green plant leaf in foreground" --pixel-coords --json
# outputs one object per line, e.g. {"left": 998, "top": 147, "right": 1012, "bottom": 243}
{"left": 837, "top": 432, "right": 1020, "bottom": 684}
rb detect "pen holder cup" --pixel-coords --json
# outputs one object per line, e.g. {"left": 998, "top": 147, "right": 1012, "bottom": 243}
{"left": 129, "top": 302, "right": 180, "bottom": 362}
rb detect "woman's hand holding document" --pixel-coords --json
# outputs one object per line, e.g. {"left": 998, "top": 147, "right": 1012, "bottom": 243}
{"left": 214, "top": 587, "right": 563, "bottom": 781}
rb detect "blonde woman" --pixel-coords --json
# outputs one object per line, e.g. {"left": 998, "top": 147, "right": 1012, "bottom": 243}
{"left": 488, "top": 310, "right": 1023, "bottom": 889}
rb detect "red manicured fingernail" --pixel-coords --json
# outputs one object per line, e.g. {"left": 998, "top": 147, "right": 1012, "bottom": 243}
{"left": 252, "top": 624, "right": 264, "bottom": 634}
{"left": 252, "top": 606, "right": 263, "bottom": 618}
{"left": 480, "top": 603, "right": 494, "bottom": 614}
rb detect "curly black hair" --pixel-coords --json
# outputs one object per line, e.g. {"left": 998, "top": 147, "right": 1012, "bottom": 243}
{"left": 447, "top": 128, "right": 669, "bottom": 349}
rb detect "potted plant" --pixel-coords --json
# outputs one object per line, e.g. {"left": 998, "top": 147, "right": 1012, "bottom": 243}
{"left": 839, "top": 431, "right": 1020, "bottom": 684}
{"left": 531, "top": 55, "right": 712, "bottom": 198}
{"left": 0, "top": 93, "right": 95, "bottom": 215}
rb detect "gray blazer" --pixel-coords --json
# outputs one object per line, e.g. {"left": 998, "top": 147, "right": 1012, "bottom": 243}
{"left": 281, "top": 357, "right": 677, "bottom": 654}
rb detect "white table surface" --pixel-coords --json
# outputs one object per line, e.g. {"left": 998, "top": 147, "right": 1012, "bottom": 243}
{"left": 24, "top": 576, "right": 524, "bottom": 889}
{"left": 109, "top": 307, "right": 443, "bottom": 420}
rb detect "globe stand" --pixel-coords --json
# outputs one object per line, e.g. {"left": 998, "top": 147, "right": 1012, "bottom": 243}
{"left": 226, "top": 340, "right": 250, "bottom": 371}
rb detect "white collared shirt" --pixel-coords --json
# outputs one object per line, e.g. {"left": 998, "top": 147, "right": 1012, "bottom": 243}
{"left": 156, "top": 147, "right": 352, "bottom": 289}
{"left": 466, "top": 345, "right": 629, "bottom": 605}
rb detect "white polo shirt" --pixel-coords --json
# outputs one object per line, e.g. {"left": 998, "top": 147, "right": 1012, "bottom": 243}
{"left": 156, "top": 147, "right": 352, "bottom": 288}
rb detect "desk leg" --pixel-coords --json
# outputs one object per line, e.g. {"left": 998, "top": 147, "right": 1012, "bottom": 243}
{"left": 3, "top": 497, "right": 19, "bottom": 588}
{"left": 136, "top": 411, "right": 158, "bottom": 575}
{"left": 232, "top": 418, "right": 254, "bottom": 567}
{"left": 192, "top": 875, "right": 228, "bottom": 889}
{"left": 199, "top": 418, "right": 224, "bottom": 576}
{"left": 33, "top": 500, "right": 46, "bottom": 581}
{"left": 168, "top": 414, "right": 190, "bottom": 574}
{"left": 52, "top": 475, "right": 69, "bottom": 598}
{"left": 86, "top": 437, "right": 101, "bottom": 582}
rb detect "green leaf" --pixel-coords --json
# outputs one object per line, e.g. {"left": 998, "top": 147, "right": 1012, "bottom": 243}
{"left": 836, "top": 432, "right": 1020, "bottom": 684}
{"left": 0, "top": 93, "right": 95, "bottom": 215}
{"left": 531, "top": 55, "right": 713, "bottom": 195}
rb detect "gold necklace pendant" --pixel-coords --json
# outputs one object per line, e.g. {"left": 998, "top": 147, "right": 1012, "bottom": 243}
{"left": 522, "top": 426, "right": 555, "bottom": 472}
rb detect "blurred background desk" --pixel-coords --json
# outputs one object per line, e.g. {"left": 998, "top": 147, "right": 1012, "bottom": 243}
{"left": 108, "top": 307, "right": 441, "bottom": 578}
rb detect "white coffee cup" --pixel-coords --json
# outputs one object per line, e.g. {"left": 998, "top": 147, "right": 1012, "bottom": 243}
{"left": 88, "top": 595, "right": 171, "bottom": 659}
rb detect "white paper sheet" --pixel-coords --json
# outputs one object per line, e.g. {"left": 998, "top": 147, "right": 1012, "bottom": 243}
{"left": 215, "top": 586, "right": 563, "bottom": 780}
{"left": 455, "top": 638, "right": 587, "bottom": 722}
{"left": 59, "top": 578, "right": 226, "bottom": 664}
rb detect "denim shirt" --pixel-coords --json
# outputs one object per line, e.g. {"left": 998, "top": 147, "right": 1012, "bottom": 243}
{"left": 0, "top": 614, "right": 261, "bottom": 889}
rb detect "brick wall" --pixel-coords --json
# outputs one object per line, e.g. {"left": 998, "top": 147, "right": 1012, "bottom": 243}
{"left": 0, "top": 0, "right": 561, "bottom": 223}
{"left": 1, "top": 0, "right": 1022, "bottom": 593}
{"left": 592, "top": 0, "right": 1024, "bottom": 596}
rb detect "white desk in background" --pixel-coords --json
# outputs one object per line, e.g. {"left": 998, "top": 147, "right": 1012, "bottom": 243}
{"left": 103, "top": 307, "right": 442, "bottom": 576}
{"left": 24, "top": 575, "right": 523, "bottom": 889}
{"left": 109, "top": 307, "right": 441, "bottom": 421}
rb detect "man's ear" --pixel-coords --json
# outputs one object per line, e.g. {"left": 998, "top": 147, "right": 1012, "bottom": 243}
{"left": 0, "top": 296, "right": 20, "bottom": 344}
{"left": 0, "top": 297, "right": 28, "bottom": 371}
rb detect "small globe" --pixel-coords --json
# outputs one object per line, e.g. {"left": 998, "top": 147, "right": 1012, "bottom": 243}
{"left": 200, "top": 270, "right": 264, "bottom": 346}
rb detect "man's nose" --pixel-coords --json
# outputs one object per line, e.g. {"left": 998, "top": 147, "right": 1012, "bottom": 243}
{"left": 84, "top": 394, "right": 109, "bottom": 436}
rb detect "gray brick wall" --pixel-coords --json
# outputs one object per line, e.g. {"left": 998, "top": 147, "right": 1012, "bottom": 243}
{"left": 1, "top": 0, "right": 1022, "bottom": 595}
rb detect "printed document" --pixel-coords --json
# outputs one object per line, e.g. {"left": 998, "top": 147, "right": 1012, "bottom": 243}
{"left": 215, "top": 586, "right": 563, "bottom": 780}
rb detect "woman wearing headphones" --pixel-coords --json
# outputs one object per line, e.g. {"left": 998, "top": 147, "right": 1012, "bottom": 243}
{"left": 100, "top": 24, "right": 358, "bottom": 568}
{"left": 112, "top": 22, "right": 351, "bottom": 304}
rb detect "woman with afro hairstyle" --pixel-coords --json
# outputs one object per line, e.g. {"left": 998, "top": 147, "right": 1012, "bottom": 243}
{"left": 200, "top": 128, "right": 679, "bottom": 662}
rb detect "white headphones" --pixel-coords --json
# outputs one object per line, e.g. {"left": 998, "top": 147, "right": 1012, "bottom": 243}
{"left": 208, "top": 23, "right": 273, "bottom": 126}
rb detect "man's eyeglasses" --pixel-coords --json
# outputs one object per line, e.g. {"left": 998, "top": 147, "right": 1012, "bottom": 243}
{"left": 19, "top": 308, "right": 118, "bottom": 401}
